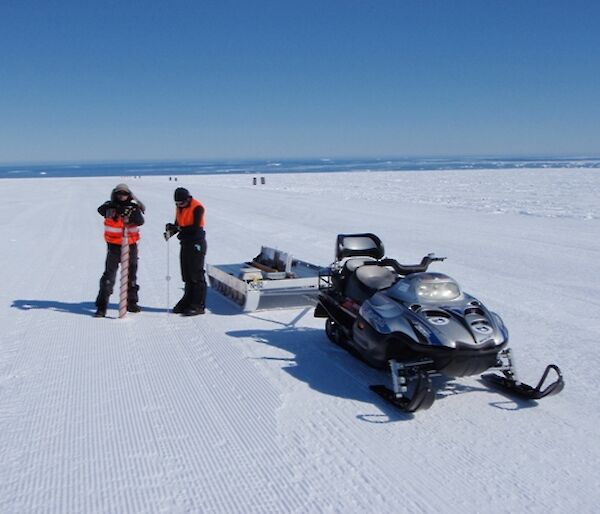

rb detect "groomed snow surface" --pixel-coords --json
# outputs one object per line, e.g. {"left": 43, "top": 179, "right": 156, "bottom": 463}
{"left": 1, "top": 168, "right": 598, "bottom": 513}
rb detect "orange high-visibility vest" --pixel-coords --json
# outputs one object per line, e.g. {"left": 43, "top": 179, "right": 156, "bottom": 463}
{"left": 104, "top": 216, "right": 140, "bottom": 245}
{"left": 176, "top": 198, "right": 205, "bottom": 228}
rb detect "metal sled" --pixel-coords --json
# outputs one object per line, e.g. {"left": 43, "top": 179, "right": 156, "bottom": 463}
{"left": 207, "top": 246, "right": 322, "bottom": 311}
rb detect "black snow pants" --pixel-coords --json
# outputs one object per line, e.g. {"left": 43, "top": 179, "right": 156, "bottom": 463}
{"left": 174, "top": 238, "right": 207, "bottom": 311}
{"left": 95, "top": 243, "right": 139, "bottom": 309}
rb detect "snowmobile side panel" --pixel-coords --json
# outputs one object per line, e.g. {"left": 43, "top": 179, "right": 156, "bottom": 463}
{"left": 351, "top": 315, "right": 391, "bottom": 368}
{"left": 317, "top": 292, "right": 357, "bottom": 337}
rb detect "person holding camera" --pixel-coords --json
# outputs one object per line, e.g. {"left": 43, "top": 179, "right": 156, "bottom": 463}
{"left": 164, "top": 187, "right": 207, "bottom": 316}
{"left": 94, "top": 183, "right": 145, "bottom": 318}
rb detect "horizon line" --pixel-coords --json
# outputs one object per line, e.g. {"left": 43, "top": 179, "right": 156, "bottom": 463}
{"left": 2, "top": 152, "right": 600, "bottom": 167}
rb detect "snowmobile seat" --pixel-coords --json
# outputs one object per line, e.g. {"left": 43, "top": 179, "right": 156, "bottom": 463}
{"left": 355, "top": 265, "right": 396, "bottom": 290}
{"left": 332, "top": 257, "right": 376, "bottom": 291}
{"left": 343, "top": 257, "right": 377, "bottom": 273}
{"left": 344, "top": 264, "right": 397, "bottom": 303}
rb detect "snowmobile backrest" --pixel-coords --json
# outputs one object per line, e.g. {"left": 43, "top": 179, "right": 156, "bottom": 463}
{"left": 336, "top": 233, "right": 385, "bottom": 261}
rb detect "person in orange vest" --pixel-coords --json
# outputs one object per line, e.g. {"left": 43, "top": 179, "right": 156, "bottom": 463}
{"left": 94, "top": 183, "right": 145, "bottom": 318}
{"left": 164, "top": 187, "right": 207, "bottom": 316}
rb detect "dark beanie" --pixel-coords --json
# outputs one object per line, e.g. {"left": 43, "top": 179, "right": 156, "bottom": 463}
{"left": 174, "top": 187, "right": 190, "bottom": 202}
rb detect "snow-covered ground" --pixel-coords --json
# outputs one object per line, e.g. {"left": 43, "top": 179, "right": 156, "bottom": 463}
{"left": 1, "top": 168, "right": 598, "bottom": 513}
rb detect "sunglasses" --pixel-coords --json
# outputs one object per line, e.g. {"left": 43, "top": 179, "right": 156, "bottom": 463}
{"left": 175, "top": 200, "right": 188, "bottom": 206}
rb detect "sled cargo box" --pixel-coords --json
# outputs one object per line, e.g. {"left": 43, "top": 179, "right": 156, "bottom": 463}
{"left": 207, "top": 246, "right": 322, "bottom": 311}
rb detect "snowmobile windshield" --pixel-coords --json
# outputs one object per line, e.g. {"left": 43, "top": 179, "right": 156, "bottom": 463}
{"left": 416, "top": 279, "right": 461, "bottom": 301}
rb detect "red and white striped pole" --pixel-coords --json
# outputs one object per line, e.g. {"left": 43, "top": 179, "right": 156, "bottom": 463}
{"left": 118, "top": 220, "right": 130, "bottom": 319}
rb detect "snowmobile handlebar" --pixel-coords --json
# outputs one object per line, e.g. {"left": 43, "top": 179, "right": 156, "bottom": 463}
{"left": 362, "top": 253, "right": 446, "bottom": 275}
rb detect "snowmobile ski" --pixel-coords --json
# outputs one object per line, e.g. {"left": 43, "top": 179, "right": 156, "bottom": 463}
{"left": 481, "top": 364, "right": 564, "bottom": 400}
{"left": 370, "top": 380, "right": 435, "bottom": 413}
{"left": 370, "top": 361, "right": 436, "bottom": 413}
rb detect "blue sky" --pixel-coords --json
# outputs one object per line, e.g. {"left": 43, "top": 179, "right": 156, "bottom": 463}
{"left": 1, "top": 0, "right": 599, "bottom": 163}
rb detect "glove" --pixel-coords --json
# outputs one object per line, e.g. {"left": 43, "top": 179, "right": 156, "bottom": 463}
{"left": 117, "top": 205, "right": 134, "bottom": 218}
{"left": 164, "top": 223, "right": 179, "bottom": 241}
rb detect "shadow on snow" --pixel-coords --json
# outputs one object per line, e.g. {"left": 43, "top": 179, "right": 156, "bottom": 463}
{"left": 226, "top": 311, "right": 537, "bottom": 418}
{"left": 11, "top": 299, "right": 168, "bottom": 316}
{"left": 226, "top": 324, "right": 416, "bottom": 422}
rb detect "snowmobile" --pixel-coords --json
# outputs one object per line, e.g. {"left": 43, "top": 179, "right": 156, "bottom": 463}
{"left": 314, "top": 233, "right": 564, "bottom": 413}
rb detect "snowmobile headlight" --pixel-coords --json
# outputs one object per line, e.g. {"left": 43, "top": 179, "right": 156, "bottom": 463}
{"left": 416, "top": 281, "right": 461, "bottom": 301}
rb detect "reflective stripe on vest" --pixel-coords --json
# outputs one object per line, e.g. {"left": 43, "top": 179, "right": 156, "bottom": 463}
{"left": 104, "top": 217, "right": 140, "bottom": 244}
{"left": 175, "top": 198, "right": 205, "bottom": 228}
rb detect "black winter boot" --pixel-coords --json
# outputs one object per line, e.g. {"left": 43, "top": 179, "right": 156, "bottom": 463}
{"left": 182, "top": 305, "right": 205, "bottom": 316}
{"left": 172, "top": 300, "right": 187, "bottom": 314}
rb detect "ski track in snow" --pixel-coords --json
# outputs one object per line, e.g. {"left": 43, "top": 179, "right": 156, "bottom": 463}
{"left": 0, "top": 168, "right": 599, "bottom": 513}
